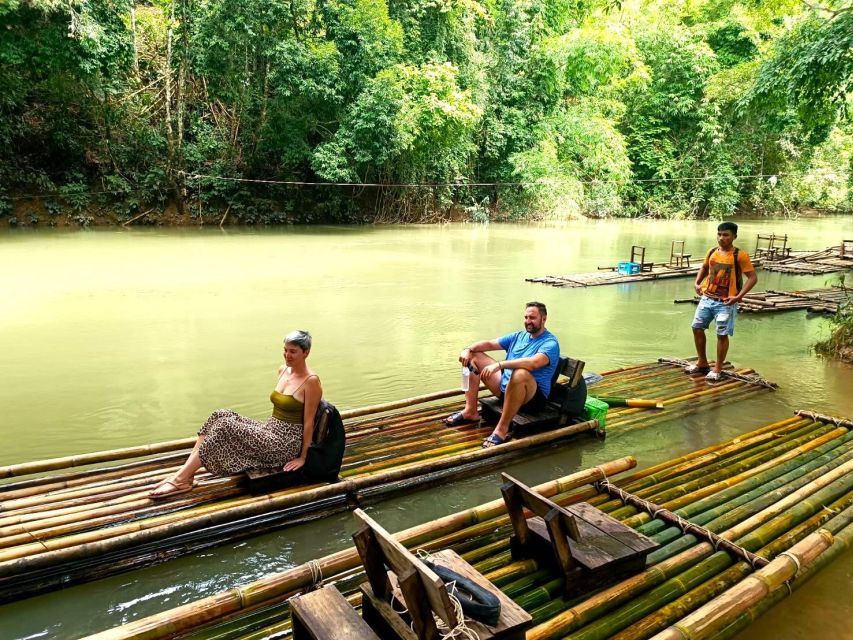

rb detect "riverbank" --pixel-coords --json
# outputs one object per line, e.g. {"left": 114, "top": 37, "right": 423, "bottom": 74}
{"left": 4, "top": 197, "right": 851, "bottom": 228}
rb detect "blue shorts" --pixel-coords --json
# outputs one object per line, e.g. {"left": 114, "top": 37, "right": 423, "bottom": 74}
{"left": 692, "top": 296, "right": 737, "bottom": 336}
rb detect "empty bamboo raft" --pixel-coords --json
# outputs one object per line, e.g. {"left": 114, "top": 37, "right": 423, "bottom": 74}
{"left": 762, "top": 246, "right": 853, "bottom": 274}
{"left": 526, "top": 264, "right": 701, "bottom": 288}
{"left": 0, "top": 359, "right": 775, "bottom": 602}
{"left": 674, "top": 285, "right": 849, "bottom": 315}
{"left": 527, "top": 258, "right": 765, "bottom": 289}
{"left": 85, "top": 409, "right": 853, "bottom": 640}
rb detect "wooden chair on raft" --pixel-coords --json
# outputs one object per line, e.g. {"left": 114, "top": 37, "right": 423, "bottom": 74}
{"left": 352, "top": 508, "right": 532, "bottom": 640}
{"left": 754, "top": 233, "right": 790, "bottom": 260}
{"left": 479, "top": 355, "right": 587, "bottom": 433}
{"left": 630, "top": 245, "right": 655, "bottom": 272}
{"left": 501, "top": 473, "right": 659, "bottom": 597}
{"left": 669, "top": 240, "right": 691, "bottom": 268}
{"left": 290, "top": 584, "right": 381, "bottom": 640}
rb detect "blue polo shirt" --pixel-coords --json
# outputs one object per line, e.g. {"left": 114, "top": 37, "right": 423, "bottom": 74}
{"left": 497, "top": 329, "right": 561, "bottom": 396}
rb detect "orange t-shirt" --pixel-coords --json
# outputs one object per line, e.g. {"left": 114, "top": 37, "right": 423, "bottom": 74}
{"left": 701, "top": 247, "right": 754, "bottom": 299}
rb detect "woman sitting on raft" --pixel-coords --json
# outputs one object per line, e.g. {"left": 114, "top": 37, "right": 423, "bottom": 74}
{"left": 149, "top": 330, "right": 322, "bottom": 498}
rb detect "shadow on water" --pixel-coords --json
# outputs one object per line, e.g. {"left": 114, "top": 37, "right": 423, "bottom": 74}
{"left": 0, "top": 218, "right": 851, "bottom": 638}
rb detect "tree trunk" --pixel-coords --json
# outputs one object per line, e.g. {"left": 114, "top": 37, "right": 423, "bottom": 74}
{"left": 130, "top": 4, "right": 139, "bottom": 76}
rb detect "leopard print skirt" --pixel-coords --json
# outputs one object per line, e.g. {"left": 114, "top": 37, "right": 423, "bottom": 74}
{"left": 197, "top": 409, "right": 303, "bottom": 476}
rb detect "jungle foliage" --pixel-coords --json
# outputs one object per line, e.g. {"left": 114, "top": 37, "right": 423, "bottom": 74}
{"left": 1, "top": 0, "right": 851, "bottom": 223}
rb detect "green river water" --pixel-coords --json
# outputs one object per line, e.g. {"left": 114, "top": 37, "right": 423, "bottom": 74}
{"left": 0, "top": 218, "right": 851, "bottom": 639}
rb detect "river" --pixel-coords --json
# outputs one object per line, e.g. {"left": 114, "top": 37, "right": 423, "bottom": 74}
{"left": 0, "top": 217, "right": 851, "bottom": 639}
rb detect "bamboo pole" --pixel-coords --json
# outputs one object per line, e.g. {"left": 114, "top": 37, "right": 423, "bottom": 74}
{"left": 594, "top": 397, "right": 664, "bottom": 409}
{"left": 649, "top": 530, "right": 833, "bottom": 640}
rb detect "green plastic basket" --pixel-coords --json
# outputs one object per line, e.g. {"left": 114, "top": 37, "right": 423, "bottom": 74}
{"left": 583, "top": 397, "right": 609, "bottom": 430}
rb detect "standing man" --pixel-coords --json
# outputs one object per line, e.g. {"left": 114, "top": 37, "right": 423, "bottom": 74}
{"left": 687, "top": 222, "right": 757, "bottom": 381}
{"left": 444, "top": 302, "right": 560, "bottom": 447}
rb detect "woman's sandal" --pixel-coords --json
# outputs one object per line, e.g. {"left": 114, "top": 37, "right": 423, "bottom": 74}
{"left": 148, "top": 477, "right": 194, "bottom": 499}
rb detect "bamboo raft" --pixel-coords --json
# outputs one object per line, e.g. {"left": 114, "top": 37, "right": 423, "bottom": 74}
{"left": 762, "top": 246, "right": 853, "bottom": 275}
{"left": 0, "top": 359, "right": 776, "bottom": 602}
{"left": 526, "top": 264, "right": 702, "bottom": 288}
{"left": 86, "top": 409, "right": 853, "bottom": 640}
{"left": 526, "top": 258, "right": 765, "bottom": 289}
{"left": 674, "top": 285, "right": 849, "bottom": 315}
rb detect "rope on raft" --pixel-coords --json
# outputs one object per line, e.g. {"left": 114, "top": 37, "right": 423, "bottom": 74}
{"left": 657, "top": 357, "right": 779, "bottom": 389}
{"left": 795, "top": 410, "right": 853, "bottom": 429}
{"left": 594, "top": 478, "right": 770, "bottom": 569}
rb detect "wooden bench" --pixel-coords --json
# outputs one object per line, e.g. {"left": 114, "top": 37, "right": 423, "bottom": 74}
{"left": 479, "top": 356, "right": 587, "bottom": 432}
{"left": 352, "top": 508, "right": 531, "bottom": 640}
{"left": 500, "top": 473, "right": 659, "bottom": 596}
{"left": 291, "top": 584, "right": 381, "bottom": 640}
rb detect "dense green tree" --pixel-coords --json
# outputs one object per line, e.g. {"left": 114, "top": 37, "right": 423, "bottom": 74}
{"left": 0, "top": 0, "right": 849, "bottom": 223}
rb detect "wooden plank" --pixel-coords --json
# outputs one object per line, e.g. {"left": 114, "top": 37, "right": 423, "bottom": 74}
{"left": 528, "top": 516, "right": 626, "bottom": 571}
{"left": 545, "top": 508, "right": 576, "bottom": 574}
{"left": 501, "top": 474, "right": 562, "bottom": 520}
{"left": 568, "top": 502, "right": 659, "bottom": 554}
{"left": 399, "top": 567, "right": 440, "bottom": 640}
{"left": 291, "top": 585, "right": 380, "bottom": 640}
{"left": 353, "top": 509, "right": 457, "bottom": 629}
{"left": 353, "top": 525, "right": 390, "bottom": 599}
{"left": 432, "top": 549, "right": 532, "bottom": 640}
{"left": 360, "top": 582, "right": 417, "bottom": 640}
{"left": 500, "top": 482, "right": 531, "bottom": 547}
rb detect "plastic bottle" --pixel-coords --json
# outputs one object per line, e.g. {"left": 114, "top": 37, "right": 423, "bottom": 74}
{"left": 461, "top": 366, "right": 470, "bottom": 391}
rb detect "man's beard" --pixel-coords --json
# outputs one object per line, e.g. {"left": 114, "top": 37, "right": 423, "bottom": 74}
{"left": 525, "top": 323, "right": 540, "bottom": 333}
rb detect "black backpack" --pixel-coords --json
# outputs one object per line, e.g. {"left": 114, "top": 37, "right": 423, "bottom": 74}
{"left": 276, "top": 399, "right": 346, "bottom": 488}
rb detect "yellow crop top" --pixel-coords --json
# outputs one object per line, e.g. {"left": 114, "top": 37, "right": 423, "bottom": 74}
{"left": 270, "top": 390, "right": 304, "bottom": 423}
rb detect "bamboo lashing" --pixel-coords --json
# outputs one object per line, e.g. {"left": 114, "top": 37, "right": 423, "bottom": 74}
{"left": 795, "top": 409, "right": 853, "bottom": 429}
{"left": 657, "top": 357, "right": 778, "bottom": 389}
{"left": 594, "top": 479, "right": 769, "bottom": 568}
{"left": 84, "top": 458, "right": 638, "bottom": 640}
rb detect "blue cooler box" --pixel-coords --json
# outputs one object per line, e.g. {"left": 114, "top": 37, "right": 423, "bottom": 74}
{"left": 617, "top": 261, "right": 642, "bottom": 275}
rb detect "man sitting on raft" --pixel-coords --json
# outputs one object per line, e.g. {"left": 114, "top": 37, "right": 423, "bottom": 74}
{"left": 445, "top": 301, "right": 560, "bottom": 448}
